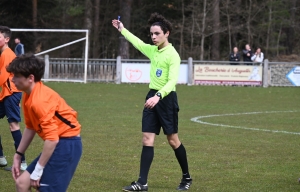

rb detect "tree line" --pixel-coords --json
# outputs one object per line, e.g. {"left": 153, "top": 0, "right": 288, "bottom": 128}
{"left": 0, "top": 0, "right": 299, "bottom": 61}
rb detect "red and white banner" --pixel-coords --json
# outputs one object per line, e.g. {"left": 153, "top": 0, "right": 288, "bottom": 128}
{"left": 121, "top": 63, "right": 188, "bottom": 84}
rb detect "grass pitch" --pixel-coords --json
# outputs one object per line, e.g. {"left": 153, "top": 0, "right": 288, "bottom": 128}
{"left": 1, "top": 83, "right": 300, "bottom": 191}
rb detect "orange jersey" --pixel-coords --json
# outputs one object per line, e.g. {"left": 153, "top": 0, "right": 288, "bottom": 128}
{"left": 0, "top": 48, "right": 21, "bottom": 101}
{"left": 22, "top": 82, "right": 81, "bottom": 141}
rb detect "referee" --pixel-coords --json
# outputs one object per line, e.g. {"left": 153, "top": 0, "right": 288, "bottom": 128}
{"left": 112, "top": 13, "right": 192, "bottom": 191}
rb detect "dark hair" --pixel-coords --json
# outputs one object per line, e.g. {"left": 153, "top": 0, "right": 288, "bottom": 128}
{"left": 148, "top": 13, "right": 172, "bottom": 34}
{"left": 0, "top": 26, "right": 12, "bottom": 38}
{"left": 15, "top": 37, "right": 20, "bottom": 41}
{"left": 7, "top": 54, "right": 45, "bottom": 82}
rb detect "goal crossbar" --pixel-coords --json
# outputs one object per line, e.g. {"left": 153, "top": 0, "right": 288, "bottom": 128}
{"left": 11, "top": 28, "right": 89, "bottom": 83}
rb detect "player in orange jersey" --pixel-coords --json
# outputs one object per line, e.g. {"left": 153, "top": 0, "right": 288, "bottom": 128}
{"left": 0, "top": 26, "right": 27, "bottom": 171}
{"left": 7, "top": 54, "right": 82, "bottom": 192}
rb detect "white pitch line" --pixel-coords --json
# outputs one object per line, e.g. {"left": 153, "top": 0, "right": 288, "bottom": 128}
{"left": 191, "top": 110, "right": 300, "bottom": 135}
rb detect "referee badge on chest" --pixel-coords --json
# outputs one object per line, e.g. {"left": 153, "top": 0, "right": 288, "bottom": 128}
{"left": 156, "top": 69, "right": 162, "bottom": 77}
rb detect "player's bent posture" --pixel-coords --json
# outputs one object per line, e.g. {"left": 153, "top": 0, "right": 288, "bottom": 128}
{"left": 0, "top": 26, "right": 27, "bottom": 171}
{"left": 7, "top": 55, "right": 82, "bottom": 192}
{"left": 112, "top": 13, "right": 192, "bottom": 191}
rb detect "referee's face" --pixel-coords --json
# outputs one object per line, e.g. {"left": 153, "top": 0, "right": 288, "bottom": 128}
{"left": 150, "top": 25, "right": 169, "bottom": 48}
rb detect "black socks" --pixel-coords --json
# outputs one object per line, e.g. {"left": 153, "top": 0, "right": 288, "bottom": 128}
{"left": 138, "top": 146, "right": 154, "bottom": 185}
{"left": 174, "top": 143, "right": 190, "bottom": 179}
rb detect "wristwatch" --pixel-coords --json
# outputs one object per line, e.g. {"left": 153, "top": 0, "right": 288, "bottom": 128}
{"left": 155, "top": 92, "right": 162, "bottom": 99}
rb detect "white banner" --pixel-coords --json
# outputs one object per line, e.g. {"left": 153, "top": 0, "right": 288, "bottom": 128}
{"left": 194, "top": 65, "right": 263, "bottom": 86}
{"left": 121, "top": 63, "right": 188, "bottom": 84}
{"left": 286, "top": 66, "right": 300, "bottom": 86}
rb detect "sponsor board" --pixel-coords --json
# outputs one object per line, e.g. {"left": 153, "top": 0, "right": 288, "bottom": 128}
{"left": 121, "top": 63, "right": 188, "bottom": 84}
{"left": 286, "top": 66, "right": 300, "bottom": 86}
{"left": 194, "top": 65, "right": 262, "bottom": 85}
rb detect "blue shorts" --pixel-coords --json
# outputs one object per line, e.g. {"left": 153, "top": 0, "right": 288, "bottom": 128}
{"left": 27, "top": 137, "right": 82, "bottom": 192}
{"left": 0, "top": 92, "right": 22, "bottom": 123}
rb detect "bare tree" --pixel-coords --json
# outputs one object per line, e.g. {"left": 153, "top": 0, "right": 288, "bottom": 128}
{"left": 286, "top": 0, "right": 297, "bottom": 54}
{"left": 212, "top": 0, "right": 220, "bottom": 60}
{"left": 119, "top": 0, "right": 133, "bottom": 59}
{"left": 190, "top": 0, "right": 195, "bottom": 52}
{"left": 247, "top": 0, "right": 252, "bottom": 44}
{"left": 179, "top": 0, "right": 185, "bottom": 56}
{"left": 200, "top": 0, "right": 207, "bottom": 60}
{"left": 225, "top": 0, "right": 232, "bottom": 52}
{"left": 84, "top": 0, "right": 93, "bottom": 58}
{"left": 92, "top": 0, "right": 101, "bottom": 58}
{"left": 32, "top": 0, "right": 38, "bottom": 53}
{"left": 266, "top": 0, "right": 272, "bottom": 56}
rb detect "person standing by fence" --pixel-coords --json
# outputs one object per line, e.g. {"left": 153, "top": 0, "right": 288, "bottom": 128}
{"left": 229, "top": 47, "right": 240, "bottom": 65}
{"left": 14, "top": 37, "right": 24, "bottom": 56}
{"left": 243, "top": 44, "right": 253, "bottom": 65}
{"left": 112, "top": 13, "right": 192, "bottom": 191}
{"left": 251, "top": 47, "right": 264, "bottom": 65}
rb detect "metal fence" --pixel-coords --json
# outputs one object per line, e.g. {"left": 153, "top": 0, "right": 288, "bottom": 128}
{"left": 44, "top": 55, "right": 300, "bottom": 87}
{"left": 48, "top": 58, "right": 116, "bottom": 82}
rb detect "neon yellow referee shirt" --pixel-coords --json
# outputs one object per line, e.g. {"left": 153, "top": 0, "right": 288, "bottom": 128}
{"left": 121, "top": 28, "right": 180, "bottom": 99}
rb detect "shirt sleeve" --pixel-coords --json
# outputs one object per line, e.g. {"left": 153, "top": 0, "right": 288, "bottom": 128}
{"left": 121, "top": 28, "right": 154, "bottom": 59}
{"left": 251, "top": 55, "right": 256, "bottom": 61}
{"left": 158, "top": 53, "right": 180, "bottom": 98}
{"left": 0, "top": 54, "right": 12, "bottom": 86}
{"left": 22, "top": 98, "right": 34, "bottom": 129}
{"left": 32, "top": 101, "right": 59, "bottom": 141}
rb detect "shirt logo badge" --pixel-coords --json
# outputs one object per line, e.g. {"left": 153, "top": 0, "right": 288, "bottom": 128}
{"left": 156, "top": 69, "right": 162, "bottom": 77}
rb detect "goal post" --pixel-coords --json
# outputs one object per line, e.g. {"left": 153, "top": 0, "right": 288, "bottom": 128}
{"left": 10, "top": 29, "right": 89, "bottom": 83}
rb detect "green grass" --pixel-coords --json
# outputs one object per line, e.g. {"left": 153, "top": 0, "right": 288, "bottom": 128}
{"left": 1, "top": 83, "right": 300, "bottom": 192}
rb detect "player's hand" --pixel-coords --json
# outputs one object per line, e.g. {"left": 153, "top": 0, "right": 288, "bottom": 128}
{"left": 31, "top": 178, "right": 41, "bottom": 190}
{"left": 112, "top": 19, "right": 124, "bottom": 32}
{"left": 144, "top": 95, "right": 160, "bottom": 109}
{"left": 247, "top": 53, "right": 250, "bottom": 56}
{"left": 12, "top": 153, "right": 22, "bottom": 181}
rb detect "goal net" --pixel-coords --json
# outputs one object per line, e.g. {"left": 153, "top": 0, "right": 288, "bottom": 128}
{"left": 11, "top": 29, "right": 89, "bottom": 83}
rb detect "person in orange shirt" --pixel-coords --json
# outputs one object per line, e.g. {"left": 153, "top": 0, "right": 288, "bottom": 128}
{"left": 0, "top": 26, "right": 27, "bottom": 171}
{"left": 7, "top": 54, "right": 82, "bottom": 192}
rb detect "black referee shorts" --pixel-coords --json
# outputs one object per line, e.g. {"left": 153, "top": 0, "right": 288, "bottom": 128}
{"left": 142, "top": 89, "right": 179, "bottom": 135}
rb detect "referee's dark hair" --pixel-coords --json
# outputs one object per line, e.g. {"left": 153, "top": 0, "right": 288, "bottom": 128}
{"left": 148, "top": 13, "right": 172, "bottom": 35}
{"left": 7, "top": 54, "right": 45, "bottom": 82}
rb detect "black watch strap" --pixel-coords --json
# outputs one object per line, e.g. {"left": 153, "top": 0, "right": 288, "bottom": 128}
{"left": 156, "top": 92, "right": 162, "bottom": 99}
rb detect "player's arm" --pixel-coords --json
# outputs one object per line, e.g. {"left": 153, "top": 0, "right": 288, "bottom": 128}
{"left": 12, "top": 128, "right": 36, "bottom": 180}
{"left": 30, "top": 117, "right": 59, "bottom": 188}
{"left": 158, "top": 54, "right": 181, "bottom": 99}
{"left": 15, "top": 128, "right": 36, "bottom": 153}
{"left": 38, "top": 140, "right": 58, "bottom": 167}
{"left": 0, "top": 55, "right": 11, "bottom": 86}
{"left": 28, "top": 102, "right": 59, "bottom": 185}
{"left": 112, "top": 19, "right": 154, "bottom": 59}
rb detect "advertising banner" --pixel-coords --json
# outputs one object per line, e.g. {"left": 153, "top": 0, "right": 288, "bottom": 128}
{"left": 194, "top": 65, "right": 263, "bottom": 86}
{"left": 286, "top": 66, "right": 300, "bottom": 86}
{"left": 121, "top": 63, "right": 188, "bottom": 84}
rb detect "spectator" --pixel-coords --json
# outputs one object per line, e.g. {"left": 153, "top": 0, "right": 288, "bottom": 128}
{"left": 251, "top": 47, "right": 264, "bottom": 65}
{"left": 242, "top": 44, "right": 253, "bottom": 65}
{"left": 14, "top": 37, "right": 24, "bottom": 56}
{"left": 229, "top": 47, "right": 240, "bottom": 65}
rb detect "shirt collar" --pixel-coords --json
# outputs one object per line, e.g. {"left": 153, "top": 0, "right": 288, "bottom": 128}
{"left": 157, "top": 43, "right": 172, "bottom": 52}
